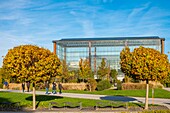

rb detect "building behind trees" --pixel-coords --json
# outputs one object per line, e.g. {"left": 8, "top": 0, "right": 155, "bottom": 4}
{"left": 52, "top": 36, "right": 165, "bottom": 80}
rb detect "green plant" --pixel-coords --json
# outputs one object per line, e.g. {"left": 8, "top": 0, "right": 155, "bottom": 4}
{"left": 35, "top": 82, "right": 45, "bottom": 90}
{"left": 117, "top": 80, "right": 122, "bottom": 90}
{"left": 97, "top": 58, "right": 109, "bottom": 80}
{"left": 123, "top": 75, "right": 132, "bottom": 83}
{"left": 87, "top": 78, "right": 97, "bottom": 91}
{"left": 120, "top": 46, "right": 169, "bottom": 109}
{"left": 97, "top": 80, "right": 111, "bottom": 91}
{"left": 0, "top": 84, "right": 3, "bottom": 88}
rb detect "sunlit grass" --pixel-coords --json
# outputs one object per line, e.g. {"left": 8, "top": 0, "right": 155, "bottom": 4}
{"left": 0, "top": 92, "right": 132, "bottom": 109}
{"left": 62, "top": 89, "right": 170, "bottom": 99}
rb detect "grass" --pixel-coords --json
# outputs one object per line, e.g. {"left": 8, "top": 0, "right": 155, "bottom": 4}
{"left": 0, "top": 91, "right": 138, "bottom": 109}
{"left": 62, "top": 88, "right": 170, "bottom": 99}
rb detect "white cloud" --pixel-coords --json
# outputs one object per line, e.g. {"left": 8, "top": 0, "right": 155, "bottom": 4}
{"left": 0, "top": 0, "right": 32, "bottom": 10}
{"left": 82, "top": 20, "right": 95, "bottom": 37}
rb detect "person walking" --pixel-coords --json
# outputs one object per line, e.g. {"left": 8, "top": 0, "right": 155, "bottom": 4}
{"left": 45, "top": 81, "right": 49, "bottom": 94}
{"left": 52, "top": 82, "right": 57, "bottom": 94}
{"left": 58, "top": 82, "right": 63, "bottom": 94}
{"left": 4, "top": 81, "right": 9, "bottom": 89}
{"left": 26, "top": 81, "right": 30, "bottom": 92}
{"left": 21, "top": 82, "right": 25, "bottom": 92}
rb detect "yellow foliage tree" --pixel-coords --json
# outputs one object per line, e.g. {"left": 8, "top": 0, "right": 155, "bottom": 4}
{"left": 2, "top": 45, "right": 61, "bottom": 110}
{"left": 79, "top": 58, "right": 92, "bottom": 82}
{"left": 120, "top": 46, "right": 170, "bottom": 109}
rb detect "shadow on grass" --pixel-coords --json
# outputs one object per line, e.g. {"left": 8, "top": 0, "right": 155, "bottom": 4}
{"left": 164, "top": 102, "right": 170, "bottom": 105}
{"left": 0, "top": 97, "right": 22, "bottom": 111}
{"left": 0, "top": 97, "right": 10, "bottom": 102}
{"left": 132, "top": 102, "right": 144, "bottom": 109}
{"left": 100, "top": 96, "right": 144, "bottom": 109}
{"left": 100, "top": 96, "right": 140, "bottom": 102}
{"left": 26, "top": 95, "right": 63, "bottom": 109}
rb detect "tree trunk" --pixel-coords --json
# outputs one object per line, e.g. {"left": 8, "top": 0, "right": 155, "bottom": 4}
{"left": 89, "top": 83, "right": 91, "bottom": 92}
{"left": 145, "top": 79, "right": 149, "bottom": 110}
{"left": 33, "top": 83, "right": 36, "bottom": 110}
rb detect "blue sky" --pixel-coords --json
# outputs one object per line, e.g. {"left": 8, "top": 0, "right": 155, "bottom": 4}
{"left": 0, "top": 0, "right": 170, "bottom": 67}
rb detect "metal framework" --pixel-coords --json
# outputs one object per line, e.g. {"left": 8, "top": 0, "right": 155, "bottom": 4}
{"left": 52, "top": 36, "right": 165, "bottom": 73}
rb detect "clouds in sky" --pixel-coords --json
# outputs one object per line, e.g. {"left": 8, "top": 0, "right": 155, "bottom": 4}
{"left": 0, "top": 0, "right": 170, "bottom": 66}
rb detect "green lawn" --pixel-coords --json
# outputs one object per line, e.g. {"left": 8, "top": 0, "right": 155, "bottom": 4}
{"left": 0, "top": 92, "right": 135, "bottom": 109}
{"left": 62, "top": 88, "right": 170, "bottom": 99}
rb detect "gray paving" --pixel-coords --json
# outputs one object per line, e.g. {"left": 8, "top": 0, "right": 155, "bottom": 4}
{"left": 1, "top": 89, "right": 170, "bottom": 109}
{"left": 163, "top": 88, "right": 170, "bottom": 92}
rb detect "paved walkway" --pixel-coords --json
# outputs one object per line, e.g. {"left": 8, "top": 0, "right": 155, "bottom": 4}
{"left": 1, "top": 89, "right": 170, "bottom": 109}
{"left": 163, "top": 88, "right": 170, "bottom": 92}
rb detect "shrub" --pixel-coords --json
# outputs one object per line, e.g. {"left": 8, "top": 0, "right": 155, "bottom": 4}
{"left": 36, "top": 82, "right": 45, "bottom": 90}
{"left": 123, "top": 75, "right": 132, "bottom": 83}
{"left": 0, "top": 84, "right": 3, "bottom": 88}
{"left": 87, "top": 78, "right": 97, "bottom": 91}
{"left": 97, "top": 80, "right": 111, "bottom": 91}
{"left": 117, "top": 80, "right": 122, "bottom": 90}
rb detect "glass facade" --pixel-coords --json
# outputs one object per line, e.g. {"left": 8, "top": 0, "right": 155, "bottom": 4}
{"left": 53, "top": 37, "right": 164, "bottom": 73}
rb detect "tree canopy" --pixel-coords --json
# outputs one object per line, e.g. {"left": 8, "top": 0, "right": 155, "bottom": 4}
{"left": 97, "top": 58, "right": 109, "bottom": 80}
{"left": 120, "top": 46, "right": 169, "bottom": 81}
{"left": 110, "top": 69, "right": 118, "bottom": 83}
{"left": 2, "top": 45, "right": 61, "bottom": 83}
{"left": 120, "top": 46, "right": 170, "bottom": 109}
{"left": 79, "top": 58, "right": 92, "bottom": 81}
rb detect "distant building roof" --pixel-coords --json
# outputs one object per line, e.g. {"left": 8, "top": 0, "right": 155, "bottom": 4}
{"left": 53, "top": 36, "right": 164, "bottom": 42}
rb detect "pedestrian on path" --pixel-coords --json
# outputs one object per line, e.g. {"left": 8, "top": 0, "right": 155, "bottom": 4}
{"left": 45, "top": 81, "right": 49, "bottom": 94}
{"left": 58, "top": 82, "right": 63, "bottom": 94}
{"left": 21, "top": 82, "right": 25, "bottom": 92}
{"left": 26, "top": 81, "right": 30, "bottom": 92}
{"left": 4, "top": 81, "right": 9, "bottom": 89}
{"left": 52, "top": 82, "right": 57, "bottom": 94}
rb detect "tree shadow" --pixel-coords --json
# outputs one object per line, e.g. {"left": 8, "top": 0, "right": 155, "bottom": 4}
{"left": 26, "top": 95, "right": 63, "bottom": 109}
{"left": 100, "top": 96, "right": 144, "bottom": 108}
{"left": 164, "top": 102, "right": 170, "bottom": 105}
{"left": 0, "top": 97, "right": 22, "bottom": 111}
{"left": 100, "top": 96, "right": 140, "bottom": 102}
{"left": 0, "top": 97, "right": 10, "bottom": 102}
{"left": 132, "top": 102, "right": 144, "bottom": 109}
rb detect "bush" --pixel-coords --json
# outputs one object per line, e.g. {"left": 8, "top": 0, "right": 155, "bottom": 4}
{"left": 117, "top": 80, "right": 122, "bottom": 90}
{"left": 165, "top": 83, "right": 170, "bottom": 87}
{"left": 36, "top": 82, "right": 45, "bottom": 90}
{"left": 0, "top": 84, "right": 3, "bottom": 88}
{"left": 123, "top": 75, "right": 132, "bottom": 83}
{"left": 87, "top": 78, "right": 97, "bottom": 91}
{"left": 97, "top": 80, "right": 111, "bottom": 91}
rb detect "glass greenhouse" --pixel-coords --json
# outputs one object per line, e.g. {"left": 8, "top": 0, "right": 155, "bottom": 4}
{"left": 52, "top": 36, "right": 165, "bottom": 77}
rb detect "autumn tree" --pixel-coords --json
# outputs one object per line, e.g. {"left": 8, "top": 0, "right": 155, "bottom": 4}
{"left": 79, "top": 58, "right": 92, "bottom": 82}
{"left": 2, "top": 45, "right": 61, "bottom": 110}
{"left": 68, "top": 70, "right": 78, "bottom": 83}
{"left": 61, "top": 60, "right": 69, "bottom": 83}
{"left": 97, "top": 58, "right": 109, "bottom": 80}
{"left": 0, "top": 68, "right": 10, "bottom": 84}
{"left": 120, "top": 46, "right": 170, "bottom": 109}
{"left": 110, "top": 69, "right": 118, "bottom": 83}
{"left": 160, "top": 65, "right": 170, "bottom": 87}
